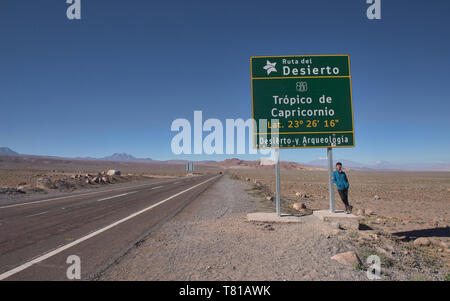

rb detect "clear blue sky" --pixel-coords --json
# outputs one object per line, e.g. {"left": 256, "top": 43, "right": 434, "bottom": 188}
{"left": 1, "top": 0, "right": 449, "bottom": 164}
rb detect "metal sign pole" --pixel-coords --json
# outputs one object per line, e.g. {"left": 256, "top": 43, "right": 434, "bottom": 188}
{"left": 275, "top": 148, "right": 281, "bottom": 216}
{"left": 327, "top": 147, "right": 335, "bottom": 213}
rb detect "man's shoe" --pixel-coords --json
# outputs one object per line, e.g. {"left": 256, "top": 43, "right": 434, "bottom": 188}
{"left": 346, "top": 206, "right": 353, "bottom": 214}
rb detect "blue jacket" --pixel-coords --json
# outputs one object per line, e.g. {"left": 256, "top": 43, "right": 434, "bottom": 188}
{"left": 332, "top": 170, "right": 349, "bottom": 190}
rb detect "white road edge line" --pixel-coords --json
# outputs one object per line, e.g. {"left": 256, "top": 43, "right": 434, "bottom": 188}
{"left": 0, "top": 180, "right": 177, "bottom": 209}
{"left": 151, "top": 186, "right": 164, "bottom": 190}
{"left": 0, "top": 175, "right": 219, "bottom": 280}
{"left": 96, "top": 191, "right": 138, "bottom": 202}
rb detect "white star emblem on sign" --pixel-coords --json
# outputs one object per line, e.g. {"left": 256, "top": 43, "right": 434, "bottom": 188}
{"left": 263, "top": 60, "right": 277, "bottom": 75}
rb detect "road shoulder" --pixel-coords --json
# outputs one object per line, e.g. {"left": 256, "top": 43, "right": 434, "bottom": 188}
{"left": 99, "top": 175, "right": 370, "bottom": 280}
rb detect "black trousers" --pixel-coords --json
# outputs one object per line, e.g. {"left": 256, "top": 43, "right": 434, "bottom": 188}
{"left": 338, "top": 189, "right": 349, "bottom": 207}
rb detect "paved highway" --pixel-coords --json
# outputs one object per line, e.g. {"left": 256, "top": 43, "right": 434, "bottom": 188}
{"left": 0, "top": 174, "right": 221, "bottom": 280}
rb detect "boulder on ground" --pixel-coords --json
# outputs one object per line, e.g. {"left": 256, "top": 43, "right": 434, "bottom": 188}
{"left": 16, "top": 184, "right": 31, "bottom": 191}
{"left": 413, "top": 237, "right": 431, "bottom": 247}
{"left": 106, "top": 169, "right": 121, "bottom": 176}
{"left": 36, "top": 177, "right": 54, "bottom": 189}
{"left": 365, "top": 209, "right": 375, "bottom": 215}
{"left": 331, "top": 251, "right": 361, "bottom": 267}
{"left": 292, "top": 202, "right": 307, "bottom": 211}
{"left": 0, "top": 187, "right": 26, "bottom": 195}
{"left": 396, "top": 235, "right": 408, "bottom": 241}
{"left": 296, "top": 192, "right": 311, "bottom": 198}
{"left": 53, "top": 180, "right": 73, "bottom": 191}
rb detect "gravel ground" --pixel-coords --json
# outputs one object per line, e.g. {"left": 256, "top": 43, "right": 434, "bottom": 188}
{"left": 100, "top": 175, "right": 370, "bottom": 280}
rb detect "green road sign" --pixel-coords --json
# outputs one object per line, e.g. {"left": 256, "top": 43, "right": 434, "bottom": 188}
{"left": 251, "top": 55, "right": 354, "bottom": 149}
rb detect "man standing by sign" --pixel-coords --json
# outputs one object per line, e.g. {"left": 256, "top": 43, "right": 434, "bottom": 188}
{"left": 332, "top": 162, "right": 353, "bottom": 214}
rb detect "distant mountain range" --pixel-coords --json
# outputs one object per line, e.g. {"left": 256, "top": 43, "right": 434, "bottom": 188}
{"left": 0, "top": 148, "right": 153, "bottom": 162}
{"left": 0, "top": 147, "right": 19, "bottom": 156}
{"left": 1, "top": 147, "right": 449, "bottom": 171}
{"left": 97, "top": 152, "right": 153, "bottom": 162}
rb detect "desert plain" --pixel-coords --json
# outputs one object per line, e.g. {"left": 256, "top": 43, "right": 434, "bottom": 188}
{"left": 1, "top": 154, "right": 449, "bottom": 280}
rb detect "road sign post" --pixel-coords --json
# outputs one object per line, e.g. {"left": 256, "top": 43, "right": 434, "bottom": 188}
{"left": 251, "top": 55, "right": 354, "bottom": 214}
{"left": 275, "top": 149, "right": 281, "bottom": 216}
{"left": 327, "top": 147, "right": 335, "bottom": 212}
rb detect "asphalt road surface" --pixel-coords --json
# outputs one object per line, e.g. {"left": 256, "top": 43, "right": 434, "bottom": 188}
{"left": 0, "top": 174, "right": 221, "bottom": 280}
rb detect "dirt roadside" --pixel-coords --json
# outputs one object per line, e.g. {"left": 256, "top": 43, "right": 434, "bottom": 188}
{"left": 99, "top": 175, "right": 447, "bottom": 280}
